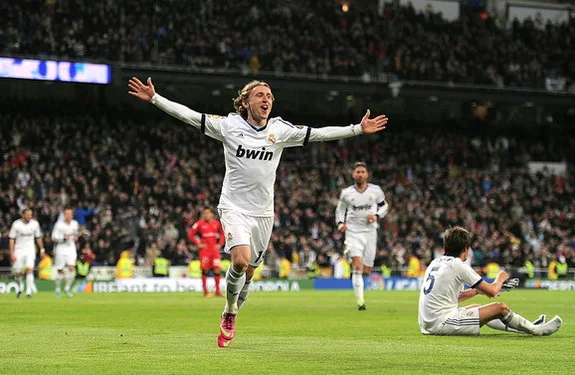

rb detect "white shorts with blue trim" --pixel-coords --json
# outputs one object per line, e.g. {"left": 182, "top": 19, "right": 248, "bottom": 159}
{"left": 435, "top": 307, "right": 481, "bottom": 336}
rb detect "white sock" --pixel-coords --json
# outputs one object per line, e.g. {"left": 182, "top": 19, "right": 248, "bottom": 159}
{"left": 352, "top": 270, "right": 364, "bottom": 305}
{"left": 25, "top": 272, "right": 34, "bottom": 295}
{"left": 65, "top": 269, "right": 76, "bottom": 291}
{"left": 501, "top": 311, "right": 536, "bottom": 334}
{"left": 224, "top": 267, "right": 245, "bottom": 314}
{"left": 237, "top": 279, "right": 252, "bottom": 310}
{"left": 55, "top": 271, "right": 63, "bottom": 292}
{"left": 16, "top": 274, "right": 24, "bottom": 293}
{"left": 486, "top": 319, "right": 522, "bottom": 333}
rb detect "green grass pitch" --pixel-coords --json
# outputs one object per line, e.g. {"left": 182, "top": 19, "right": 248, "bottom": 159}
{"left": 1, "top": 290, "right": 573, "bottom": 375}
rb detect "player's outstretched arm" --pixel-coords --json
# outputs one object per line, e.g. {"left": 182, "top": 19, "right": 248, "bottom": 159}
{"left": 306, "top": 109, "right": 388, "bottom": 143}
{"left": 128, "top": 77, "right": 223, "bottom": 140}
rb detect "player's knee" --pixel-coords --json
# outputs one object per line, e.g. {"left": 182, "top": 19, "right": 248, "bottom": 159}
{"left": 232, "top": 261, "right": 249, "bottom": 273}
{"left": 496, "top": 302, "right": 509, "bottom": 316}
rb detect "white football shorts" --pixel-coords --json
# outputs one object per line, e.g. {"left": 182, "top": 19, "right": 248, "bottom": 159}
{"left": 54, "top": 248, "right": 78, "bottom": 269}
{"left": 12, "top": 250, "right": 36, "bottom": 271}
{"left": 218, "top": 209, "right": 274, "bottom": 267}
{"left": 434, "top": 307, "right": 481, "bottom": 336}
{"left": 344, "top": 230, "right": 377, "bottom": 267}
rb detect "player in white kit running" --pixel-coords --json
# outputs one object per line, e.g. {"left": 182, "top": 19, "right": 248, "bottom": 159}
{"left": 9, "top": 208, "right": 45, "bottom": 299}
{"left": 128, "top": 77, "right": 389, "bottom": 348}
{"left": 335, "top": 162, "right": 389, "bottom": 310}
{"left": 418, "top": 226, "right": 562, "bottom": 336}
{"left": 52, "top": 207, "right": 80, "bottom": 298}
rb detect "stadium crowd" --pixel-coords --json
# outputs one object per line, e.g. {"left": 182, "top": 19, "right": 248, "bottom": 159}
{"left": 1, "top": 110, "right": 574, "bottom": 278}
{"left": 0, "top": 0, "right": 573, "bottom": 90}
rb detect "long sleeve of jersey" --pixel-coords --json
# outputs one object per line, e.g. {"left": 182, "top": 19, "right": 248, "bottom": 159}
{"left": 335, "top": 192, "right": 348, "bottom": 225}
{"left": 150, "top": 93, "right": 223, "bottom": 141}
{"left": 308, "top": 124, "right": 362, "bottom": 143}
{"left": 377, "top": 198, "right": 389, "bottom": 219}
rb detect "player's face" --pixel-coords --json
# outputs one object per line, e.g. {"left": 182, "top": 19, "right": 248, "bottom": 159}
{"left": 22, "top": 210, "right": 32, "bottom": 222}
{"left": 64, "top": 209, "right": 74, "bottom": 222}
{"left": 243, "top": 85, "right": 274, "bottom": 125}
{"left": 202, "top": 209, "right": 214, "bottom": 221}
{"left": 352, "top": 166, "right": 368, "bottom": 185}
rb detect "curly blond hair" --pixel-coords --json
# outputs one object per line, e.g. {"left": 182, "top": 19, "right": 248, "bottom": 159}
{"left": 233, "top": 80, "right": 273, "bottom": 118}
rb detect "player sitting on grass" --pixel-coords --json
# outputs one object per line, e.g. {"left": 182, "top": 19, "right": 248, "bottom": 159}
{"left": 418, "top": 226, "right": 562, "bottom": 336}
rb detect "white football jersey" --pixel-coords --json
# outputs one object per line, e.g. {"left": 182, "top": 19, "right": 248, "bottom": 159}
{"left": 151, "top": 93, "right": 362, "bottom": 217}
{"left": 418, "top": 256, "right": 482, "bottom": 334}
{"left": 201, "top": 113, "right": 311, "bottom": 217}
{"left": 52, "top": 219, "right": 79, "bottom": 252}
{"left": 9, "top": 219, "right": 42, "bottom": 253}
{"left": 335, "top": 184, "right": 387, "bottom": 232}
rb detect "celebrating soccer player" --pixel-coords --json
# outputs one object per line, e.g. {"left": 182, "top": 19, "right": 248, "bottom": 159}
{"left": 188, "top": 208, "right": 225, "bottom": 298}
{"left": 128, "top": 76, "right": 388, "bottom": 348}
{"left": 418, "top": 226, "right": 562, "bottom": 336}
{"left": 335, "top": 162, "right": 389, "bottom": 310}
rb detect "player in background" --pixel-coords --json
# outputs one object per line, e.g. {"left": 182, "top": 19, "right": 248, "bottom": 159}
{"left": 418, "top": 226, "right": 562, "bottom": 336}
{"left": 52, "top": 207, "right": 80, "bottom": 298}
{"left": 9, "top": 208, "right": 44, "bottom": 299}
{"left": 128, "top": 76, "right": 388, "bottom": 348}
{"left": 188, "top": 208, "right": 226, "bottom": 298}
{"left": 52, "top": 207, "right": 80, "bottom": 296}
{"left": 335, "top": 162, "right": 389, "bottom": 310}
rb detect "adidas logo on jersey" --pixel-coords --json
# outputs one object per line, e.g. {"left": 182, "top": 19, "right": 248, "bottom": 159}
{"left": 235, "top": 144, "right": 273, "bottom": 161}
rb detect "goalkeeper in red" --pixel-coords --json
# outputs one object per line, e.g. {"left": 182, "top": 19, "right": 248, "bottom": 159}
{"left": 188, "top": 208, "right": 225, "bottom": 298}
{"left": 128, "top": 76, "right": 388, "bottom": 348}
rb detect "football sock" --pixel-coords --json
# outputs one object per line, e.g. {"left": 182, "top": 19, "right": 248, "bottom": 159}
{"left": 16, "top": 274, "right": 24, "bottom": 293}
{"left": 214, "top": 274, "right": 221, "bottom": 294}
{"left": 201, "top": 274, "right": 208, "bottom": 294}
{"left": 486, "top": 319, "right": 521, "bottom": 333}
{"left": 25, "top": 272, "right": 34, "bottom": 296}
{"left": 237, "top": 279, "right": 252, "bottom": 310}
{"left": 65, "top": 269, "right": 76, "bottom": 291}
{"left": 224, "top": 267, "right": 245, "bottom": 314}
{"left": 55, "top": 271, "right": 63, "bottom": 292}
{"left": 352, "top": 270, "right": 364, "bottom": 305}
{"left": 501, "top": 311, "right": 536, "bottom": 334}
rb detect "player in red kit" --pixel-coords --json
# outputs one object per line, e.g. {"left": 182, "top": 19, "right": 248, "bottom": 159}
{"left": 188, "top": 208, "right": 225, "bottom": 297}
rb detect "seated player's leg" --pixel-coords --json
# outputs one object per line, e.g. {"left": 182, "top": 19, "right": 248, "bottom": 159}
{"left": 479, "top": 302, "right": 562, "bottom": 336}
{"left": 346, "top": 234, "right": 367, "bottom": 310}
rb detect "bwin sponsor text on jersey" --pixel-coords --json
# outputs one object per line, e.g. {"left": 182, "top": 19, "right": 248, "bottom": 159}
{"left": 352, "top": 204, "right": 372, "bottom": 211}
{"left": 235, "top": 144, "right": 274, "bottom": 161}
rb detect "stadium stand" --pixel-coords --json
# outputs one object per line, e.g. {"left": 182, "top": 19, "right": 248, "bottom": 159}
{"left": 0, "top": 0, "right": 573, "bottom": 90}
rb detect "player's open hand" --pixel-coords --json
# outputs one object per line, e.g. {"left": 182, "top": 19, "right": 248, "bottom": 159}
{"left": 128, "top": 77, "right": 156, "bottom": 102}
{"left": 360, "top": 109, "right": 388, "bottom": 134}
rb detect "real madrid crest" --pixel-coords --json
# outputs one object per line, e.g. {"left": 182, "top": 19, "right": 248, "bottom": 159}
{"left": 268, "top": 133, "right": 277, "bottom": 144}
